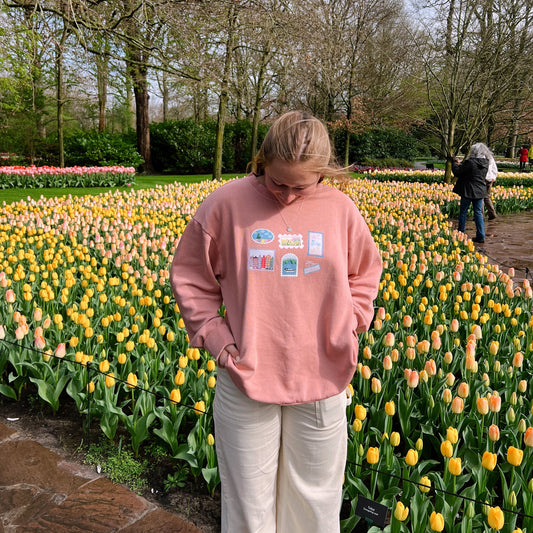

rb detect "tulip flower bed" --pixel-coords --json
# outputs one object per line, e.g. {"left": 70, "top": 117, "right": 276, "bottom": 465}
{"left": 0, "top": 176, "right": 532, "bottom": 532}
{"left": 0, "top": 165, "right": 136, "bottom": 189}
{"left": 361, "top": 168, "right": 533, "bottom": 188}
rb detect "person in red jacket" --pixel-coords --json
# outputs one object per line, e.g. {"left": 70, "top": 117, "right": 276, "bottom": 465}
{"left": 170, "top": 111, "right": 382, "bottom": 532}
{"left": 519, "top": 145, "right": 529, "bottom": 170}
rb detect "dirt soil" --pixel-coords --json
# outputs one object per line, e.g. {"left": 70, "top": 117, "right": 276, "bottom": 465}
{"left": 1, "top": 210, "right": 531, "bottom": 533}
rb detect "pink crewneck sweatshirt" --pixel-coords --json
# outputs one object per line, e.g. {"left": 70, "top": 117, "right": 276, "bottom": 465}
{"left": 170, "top": 174, "right": 382, "bottom": 404}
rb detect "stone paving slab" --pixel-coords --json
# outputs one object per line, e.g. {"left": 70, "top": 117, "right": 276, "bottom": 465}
{"left": 0, "top": 421, "right": 202, "bottom": 533}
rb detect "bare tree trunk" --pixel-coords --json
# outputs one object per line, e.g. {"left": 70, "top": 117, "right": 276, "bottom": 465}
{"left": 250, "top": 48, "right": 270, "bottom": 172}
{"left": 126, "top": 46, "right": 153, "bottom": 172}
{"left": 213, "top": 4, "right": 237, "bottom": 181}
{"left": 56, "top": 27, "right": 68, "bottom": 168}
{"left": 96, "top": 53, "right": 108, "bottom": 132}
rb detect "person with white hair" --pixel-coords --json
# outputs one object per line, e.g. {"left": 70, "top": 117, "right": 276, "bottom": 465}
{"left": 452, "top": 142, "right": 490, "bottom": 243}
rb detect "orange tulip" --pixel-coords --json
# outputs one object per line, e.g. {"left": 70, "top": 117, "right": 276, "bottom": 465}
{"left": 451, "top": 396, "right": 464, "bottom": 414}
{"left": 524, "top": 427, "right": 533, "bottom": 447}
{"left": 488, "top": 392, "right": 501, "bottom": 413}
{"left": 477, "top": 397, "right": 489, "bottom": 416}
{"left": 488, "top": 424, "right": 500, "bottom": 442}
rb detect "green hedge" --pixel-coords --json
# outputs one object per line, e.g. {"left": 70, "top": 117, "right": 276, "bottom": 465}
{"left": 150, "top": 119, "right": 268, "bottom": 174}
{"left": 0, "top": 166, "right": 136, "bottom": 189}
{"left": 64, "top": 131, "right": 144, "bottom": 169}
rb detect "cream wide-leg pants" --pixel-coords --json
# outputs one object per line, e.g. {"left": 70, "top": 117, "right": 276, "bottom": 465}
{"left": 213, "top": 369, "right": 348, "bottom": 533}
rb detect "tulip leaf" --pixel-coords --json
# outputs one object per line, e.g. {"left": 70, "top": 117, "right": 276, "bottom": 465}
{"left": 0, "top": 383, "right": 17, "bottom": 400}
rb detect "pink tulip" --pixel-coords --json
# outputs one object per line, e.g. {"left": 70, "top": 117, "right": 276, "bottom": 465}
{"left": 5, "top": 289, "right": 15, "bottom": 303}
{"left": 34, "top": 336, "right": 46, "bottom": 350}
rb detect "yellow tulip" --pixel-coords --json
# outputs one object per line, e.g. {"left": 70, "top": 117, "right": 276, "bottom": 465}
{"left": 86, "top": 381, "right": 95, "bottom": 393}
{"left": 448, "top": 457, "right": 462, "bottom": 476}
{"left": 507, "top": 446, "right": 523, "bottom": 467}
{"left": 99, "top": 359, "right": 110, "bottom": 373}
{"left": 105, "top": 372, "right": 115, "bottom": 388}
{"left": 352, "top": 419, "right": 362, "bottom": 432}
{"left": 446, "top": 427, "right": 458, "bottom": 444}
{"left": 481, "top": 451, "right": 497, "bottom": 471}
{"left": 174, "top": 370, "right": 185, "bottom": 386}
{"left": 170, "top": 388, "right": 181, "bottom": 404}
{"left": 429, "top": 511, "right": 444, "bottom": 531}
{"left": 194, "top": 400, "right": 205, "bottom": 415}
{"left": 440, "top": 440, "right": 453, "bottom": 458}
{"left": 126, "top": 372, "right": 138, "bottom": 389}
{"left": 419, "top": 476, "right": 431, "bottom": 493}
{"left": 394, "top": 501, "right": 409, "bottom": 521}
{"left": 487, "top": 506, "right": 504, "bottom": 530}
{"left": 366, "top": 447, "right": 379, "bottom": 464}
{"left": 207, "top": 434, "right": 215, "bottom": 446}
{"left": 390, "top": 432, "right": 400, "bottom": 447}
{"left": 354, "top": 404, "right": 367, "bottom": 421}
{"left": 405, "top": 449, "right": 418, "bottom": 466}
{"left": 384, "top": 401, "right": 395, "bottom": 416}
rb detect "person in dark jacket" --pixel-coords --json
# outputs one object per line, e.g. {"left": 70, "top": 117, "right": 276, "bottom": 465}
{"left": 452, "top": 143, "right": 489, "bottom": 243}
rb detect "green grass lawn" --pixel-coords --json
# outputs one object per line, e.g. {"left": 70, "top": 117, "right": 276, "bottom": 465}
{"left": 1, "top": 173, "right": 245, "bottom": 204}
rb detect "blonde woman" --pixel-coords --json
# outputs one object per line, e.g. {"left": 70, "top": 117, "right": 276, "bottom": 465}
{"left": 170, "top": 111, "right": 382, "bottom": 533}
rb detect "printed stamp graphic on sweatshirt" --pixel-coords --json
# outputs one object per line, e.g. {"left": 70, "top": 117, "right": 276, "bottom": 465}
{"left": 251, "top": 228, "right": 275, "bottom": 244}
{"left": 281, "top": 253, "right": 298, "bottom": 276}
{"left": 304, "top": 261, "right": 321, "bottom": 275}
{"left": 307, "top": 231, "right": 324, "bottom": 257}
{"left": 248, "top": 249, "right": 275, "bottom": 271}
{"left": 278, "top": 233, "right": 304, "bottom": 249}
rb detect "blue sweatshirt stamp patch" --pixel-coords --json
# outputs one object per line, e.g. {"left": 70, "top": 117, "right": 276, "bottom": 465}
{"left": 281, "top": 253, "right": 298, "bottom": 276}
{"left": 251, "top": 228, "right": 274, "bottom": 244}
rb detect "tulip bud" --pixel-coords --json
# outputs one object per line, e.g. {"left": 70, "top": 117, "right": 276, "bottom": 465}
{"left": 466, "top": 502, "right": 475, "bottom": 519}
{"left": 358, "top": 444, "right": 365, "bottom": 457}
{"left": 352, "top": 419, "right": 362, "bottom": 432}
{"left": 416, "top": 438, "right": 423, "bottom": 451}
{"left": 390, "top": 432, "right": 400, "bottom": 447}
{"left": 508, "top": 490, "right": 517, "bottom": 507}
{"left": 528, "top": 478, "right": 533, "bottom": 493}
{"left": 507, "top": 407, "right": 516, "bottom": 423}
